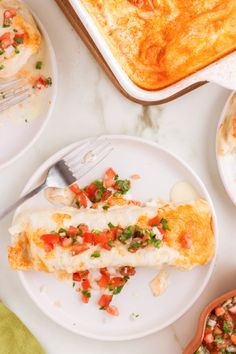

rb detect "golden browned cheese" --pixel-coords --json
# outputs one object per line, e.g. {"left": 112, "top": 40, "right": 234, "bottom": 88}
{"left": 157, "top": 202, "right": 215, "bottom": 267}
{"left": 80, "top": 0, "right": 236, "bottom": 90}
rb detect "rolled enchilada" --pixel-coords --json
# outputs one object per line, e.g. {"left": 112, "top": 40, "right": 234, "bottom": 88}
{"left": 8, "top": 199, "right": 215, "bottom": 274}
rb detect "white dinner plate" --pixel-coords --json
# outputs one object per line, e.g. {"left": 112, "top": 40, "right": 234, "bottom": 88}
{"left": 216, "top": 92, "right": 236, "bottom": 205}
{"left": 16, "top": 135, "right": 217, "bottom": 341}
{"left": 0, "top": 10, "right": 57, "bottom": 169}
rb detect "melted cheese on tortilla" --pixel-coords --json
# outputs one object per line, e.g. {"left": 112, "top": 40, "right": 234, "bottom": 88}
{"left": 8, "top": 200, "right": 215, "bottom": 273}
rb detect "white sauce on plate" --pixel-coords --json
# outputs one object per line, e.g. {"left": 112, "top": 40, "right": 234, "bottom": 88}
{"left": 170, "top": 181, "right": 199, "bottom": 204}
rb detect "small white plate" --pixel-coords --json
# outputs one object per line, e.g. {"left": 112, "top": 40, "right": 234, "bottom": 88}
{"left": 216, "top": 92, "right": 236, "bottom": 205}
{"left": 17, "top": 135, "right": 217, "bottom": 341}
{"left": 0, "top": 11, "right": 57, "bottom": 169}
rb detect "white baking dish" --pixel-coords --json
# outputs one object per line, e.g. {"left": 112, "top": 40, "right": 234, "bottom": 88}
{"left": 70, "top": 0, "right": 236, "bottom": 103}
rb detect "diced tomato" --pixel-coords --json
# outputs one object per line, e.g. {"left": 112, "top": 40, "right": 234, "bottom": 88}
{"left": 128, "top": 200, "right": 142, "bottom": 206}
{"left": 13, "top": 33, "right": 24, "bottom": 46}
{"left": 73, "top": 270, "right": 89, "bottom": 282}
{"left": 215, "top": 306, "right": 225, "bottom": 317}
{"left": 81, "top": 295, "right": 90, "bottom": 304}
{"left": 231, "top": 334, "right": 236, "bottom": 345}
{"left": 83, "top": 232, "right": 94, "bottom": 244}
{"left": 102, "top": 243, "right": 112, "bottom": 251}
{"left": 100, "top": 268, "right": 109, "bottom": 276}
{"left": 106, "top": 305, "right": 119, "bottom": 316}
{"left": 69, "top": 184, "right": 81, "bottom": 195}
{"left": 101, "top": 190, "right": 112, "bottom": 201}
{"left": 81, "top": 279, "right": 91, "bottom": 290}
{"left": 119, "top": 266, "right": 136, "bottom": 277}
{"left": 33, "top": 76, "right": 49, "bottom": 90}
{"left": 0, "top": 32, "right": 12, "bottom": 49}
{"left": 84, "top": 183, "right": 98, "bottom": 199}
{"left": 93, "top": 232, "right": 110, "bottom": 245}
{"left": 103, "top": 168, "right": 117, "bottom": 188}
{"left": 148, "top": 216, "right": 160, "bottom": 226}
{"left": 69, "top": 184, "right": 87, "bottom": 208}
{"left": 44, "top": 243, "right": 54, "bottom": 253}
{"left": 78, "top": 224, "right": 89, "bottom": 234}
{"left": 67, "top": 226, "right": 78, "bottom": 237}
{"left": 180, "top": 233, "right": 192, "bottom": 249}
{"left": 213, "top": 326, "right": 222, "bottom": 335}
{"left": 204, "top": 327, "right": 213, "bottom": 335}
{"left": 71, "top": 244, "right": 89, "bottom": 256}
{"left": 97, "top": 274, "right": 110, "bottom": 288}
{"left": 73, "top": 272, "right": 82, "bottom": 282}
{"left": 110, "top": 277, "right": 125, "bottom": 288}
{"left": 61, "top": 237, "right": 73, "bottom": 248}
{"left": 203, "top": 333, "right": 214, "bottom": 344}
{"left": 98, "top": 294, "right": 112, "bottom": 308}
{"left": 229, "top": 305, "right": 236, "bottom": 314}
{"left": 76, "top": 192, "right": 87, "bottom": 208}
{"left": 41, "top": 234, "right": 60, "bottom": 244}
{"left": 4, "top": 8, "right": 16, "bottom": 19}
{"left": 131, "top": 174, "right": 141, "bottom": 180}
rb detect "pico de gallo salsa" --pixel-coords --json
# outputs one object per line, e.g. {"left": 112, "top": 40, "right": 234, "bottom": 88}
{"left": 40, "top": 168, "right": 169, "bottom": 316}
{"left": 195, "top": 297, "right": 236, "bottom": 353}
{"left": 68, "top": 167, "right": 133, "bottom": 209}
{"left": 72, "top": 266, "right": 136, "bottom": 316}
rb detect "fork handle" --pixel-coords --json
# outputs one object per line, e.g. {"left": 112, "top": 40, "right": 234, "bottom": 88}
{"left": 0, "top": 182, "right": 46, "bottom": 221}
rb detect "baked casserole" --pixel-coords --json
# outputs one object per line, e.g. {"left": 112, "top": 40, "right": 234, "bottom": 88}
{"left": 80, "top": 0, "right": 236, "bottom": 90}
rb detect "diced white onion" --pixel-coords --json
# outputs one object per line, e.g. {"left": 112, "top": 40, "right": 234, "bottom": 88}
{"left": 227, "top": 346, "right": 236, "bottom": 353}
{"left": 207, "top": 319, "right": 216, "bottom": 327}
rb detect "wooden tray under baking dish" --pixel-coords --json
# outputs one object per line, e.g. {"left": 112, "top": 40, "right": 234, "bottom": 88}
{"left": 55, "top": 0, "right": 206, "bottom": 105}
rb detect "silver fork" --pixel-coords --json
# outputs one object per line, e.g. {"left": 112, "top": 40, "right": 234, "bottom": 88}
{"left": 0, "top": 139, "right": 113, "bottom": 220}
{"left": 0, "top": 78, "right": 31, "bottom": 112}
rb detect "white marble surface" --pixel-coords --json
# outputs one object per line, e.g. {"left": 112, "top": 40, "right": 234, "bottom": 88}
{"left": 0, "top": 1, "right": 236, "bottom": 353}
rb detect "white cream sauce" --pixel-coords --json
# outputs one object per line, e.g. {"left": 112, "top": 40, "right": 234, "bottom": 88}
{"left": 170, "top": 181, "right": 199, "bottom": 204}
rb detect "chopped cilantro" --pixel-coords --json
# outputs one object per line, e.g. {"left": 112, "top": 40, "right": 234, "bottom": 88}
{"left": 72, "top": 236, "right": 77, "bottom": 244}
{"left": 108, "top": 240, "right": 114, "bottom": 247}
{"left": 160, "top": 218, "right": 170, "bottom": 231}
{"left": 46, "top": 77, "right": 52, "bottom": 86}
{"left": 128, "top": 242, "right": 142, "bottom": 252}
{"left": 102, "top": 205, "right": 109, "bottom": 210}
{"left": 58, "top": 228, "right": 67, "bottom": 234}
{"left": 0, "top": 65, "right": 4, "bottom": 70}
{"left": 108, "top": 222, "right": 115, "bottom": 229}
{"left": 13, "top": 29, "right": 18, "bottom": 32}
{"left": 91, "top": 250, "right": 101, "bottom": 258}
{"left": 113, "top": 285, "right": 124, "bottom": 295}
{"left": 99, "top": 306, "right": 106, "bottom": 310}
{"left": 82, "top": 290, "right": 91, "bottom": 298}
{"left": 119, "top": 226, "right": 134, "bottom": 243}
{"left": 0, "top": 49, "right": 4, "bottom": 55}
{"left": 75, "top": 201, "right": 81, "bottom": 209}
{"left": 35, "top": 61, "right": 43, "bottom": 70}
{"left": 114, "top": 179, "right": 131, "bottom": 195}
{"left": 14, "top": 37, "right": 23, "bottom": 44}
{"left": 72, "top": 282, "right": 75, "bottom": 288}
{"left": 93, "top": 180, "right": 104, "bottom": 188}
{"left": 223, "top": 321, "right": 230, "bottom": 334}
{"left": 214, "top": 335, "right": 224, "bottom": 344}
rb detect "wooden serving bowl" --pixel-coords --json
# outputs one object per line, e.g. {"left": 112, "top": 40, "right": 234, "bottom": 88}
{"left": 184, "top": 289, "right": 236, "bottom": 354}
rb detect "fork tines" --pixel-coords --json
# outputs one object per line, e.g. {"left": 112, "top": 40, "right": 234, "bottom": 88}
{"left": 0, "top": 78, "right": 31, "bottom": 112}
{"left": 63, "top": 139, "right": 113, "bottom": 181}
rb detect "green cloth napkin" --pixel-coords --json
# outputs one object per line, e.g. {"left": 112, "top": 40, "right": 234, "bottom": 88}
{"left": 0, "top": 303, "right": 45, "bottom": 354}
